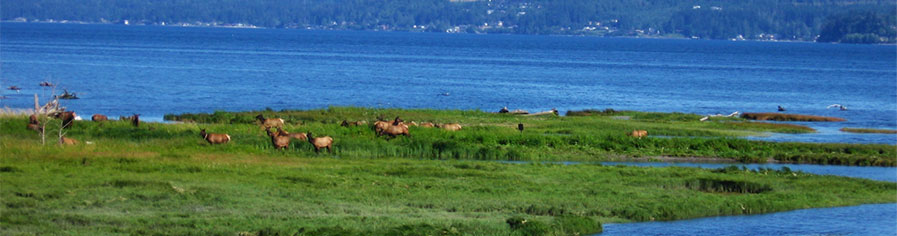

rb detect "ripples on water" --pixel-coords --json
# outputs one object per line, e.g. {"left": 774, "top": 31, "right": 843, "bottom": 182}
{"left": 1, "top": 22, "right": 895, "bottom": 144}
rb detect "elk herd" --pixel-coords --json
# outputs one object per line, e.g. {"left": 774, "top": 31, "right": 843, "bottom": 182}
{"left": 23, "top": 112, "right": 651, "bottom": 150}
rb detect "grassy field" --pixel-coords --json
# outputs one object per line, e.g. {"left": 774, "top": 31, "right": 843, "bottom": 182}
{"left": 2, "top": 107, "right": 896, "bottom": 235}
{"left": 154, "top": 107, "right": 893, "bottom": 166}
{"left": 2, "top": 147, "right": 895, "bottom": 235}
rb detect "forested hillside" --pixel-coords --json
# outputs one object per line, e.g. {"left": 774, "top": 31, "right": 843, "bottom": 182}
{"left": 2, "top": 0, "right": 895, "bottom": 42}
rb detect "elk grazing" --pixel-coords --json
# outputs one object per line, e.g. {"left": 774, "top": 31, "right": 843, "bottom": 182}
{"left": 277, "top": 128, "right": 308, "bottom": 141}
{"left": 256, "top": 114, "right": 284, "bottom": 129}
{"left": 92, "top": 114, "right": 108, "bottom": 122}
{"left": 200, "top": 129, "right": 231, "bottom": 144}
{"left": 373, "top": 120, "right": 391, "bottom": 134}
{"left": 375, "top": 117, "right": 410, "bottom": 138}
{"left": 266, "top": 127, "right": 291, "bottom": 150}
{"left": 306, "top": 132, "right": 333, "bottom": 153}
{"left": 379, "top": 122, "right": 411, "bottom": 138}
{"left": 59, "top": 136, "right": 78, "bottom": 145}
{"left": 419, "top": 122, "right": 435, "bottom": 128}
{"left": 437, "top": 123, "right": 462, "bottom": 131}
{"left": 628, "top": 130, "right": 648, "bottom": 139}
{"left": 55, "top": 111, "right": 76, "bottom": 129}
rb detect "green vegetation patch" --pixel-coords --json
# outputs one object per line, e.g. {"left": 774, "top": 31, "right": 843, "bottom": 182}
{"left": 1, "top": 153, "right": 894, "bottom": 235}
{"left": 741, "top": 113, "right": 845, "bottom": 122}
{"left": 2, "top": 107, "right": 893, "bottom": 166}
{"left": 840, "top": 128, "right": 897, "bottom": 134}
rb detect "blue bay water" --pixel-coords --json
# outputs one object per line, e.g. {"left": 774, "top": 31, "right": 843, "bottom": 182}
{"left": 601, "top": 203, "right": 897, "bottom": 236}
{"left": 1, "top": 22, "right": 895, "bottom": 143}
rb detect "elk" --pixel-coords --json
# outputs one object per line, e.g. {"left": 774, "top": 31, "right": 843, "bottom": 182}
{"left": 306, "top": 132, "right": 333, "bottom": 153}
{"left": 266, "top": 127, "right": 291, "bottom": 150}
{"left": 373, "top": 120, "right": 391, "bottom": 134}
{"left": 379, "top": 122, "right": 411, "bottom": 138}
{"left": 26, "top": 123, "right": 43, "bottom": 133}
{"left": 128, "top": 114, "right": 140, "bottom": 127}
{"left": 341, "top": 120, "right": 367, "bottom": 127}
{"left": 29, "top": 114, "right": 39, "bottom": 124}
{"left": 92, "top": 114, "right": 108, "bottom": 122}
{"left": 437, "top": 123, "right": 462, "bottom": 131}
{"left": 628, "top": 130, "right": 648, "bottom": 139}
{"left": 59, "top": 136, "right": 78, "bottom": 145}
{"left": 55, "top": 111, "right": 76, "bottom": 129}
{"left": 256, "top": 114, "right": 284, "bottom": 129}
{"left": 276, "top": 128, "right": 308, "bottom": 141}
{"left": 26, "top": 114, "right": 42, "bottom": 132}
{"left": 200, "top": 129, "right": 231, "bottom": 144}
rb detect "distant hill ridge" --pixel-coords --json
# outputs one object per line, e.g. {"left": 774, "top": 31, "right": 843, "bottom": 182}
{"left": 2, "top": 0, "right": 894, "bottom": 43}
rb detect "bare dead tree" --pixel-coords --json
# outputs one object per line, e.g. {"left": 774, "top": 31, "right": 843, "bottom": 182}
{"left": 32, "top": 82, "right": 68, "bottom": 145}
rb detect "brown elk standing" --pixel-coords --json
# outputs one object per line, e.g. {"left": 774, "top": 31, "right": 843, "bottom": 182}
{"left": 92, "top": 114, "right": 108, "bottom": 122}
{"left": 375, "top": 117, "right": 411, "bottom": 138}
{"left": 373, "top": 119, "right": 393, "bottom": 134}
{"left": 55, "top": 111, "right": 76, "bottom": 129}
{"left": 306, "top": 132, "right": 333, "bottom": 153}
{"left": 266, "top": 127, "right": 291, "bottom": 150}
{"left": 200, "top": 129, "right": 231, "bottom": 144}
{"left": 379, "top": 122, "right": 410, "bottom": 139}
{"left": 256, "top": 114, "right": 284, "bottom": 129}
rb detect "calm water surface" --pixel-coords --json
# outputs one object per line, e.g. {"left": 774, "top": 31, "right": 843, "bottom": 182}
{"left": 601, "top": 203, "right": 896, "bottom": 236}
{"left": 2, "top": 22, "right": 895, "bottom": 144}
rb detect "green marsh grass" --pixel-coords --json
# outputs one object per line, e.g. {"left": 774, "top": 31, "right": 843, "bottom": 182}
{"left": 157, "top": 107, "right": 893, "bottom": 166}
{"left": 2, "top": 152, "right": 894, "bottom": 235}
{"left": 2, "top": 108, "right": 896, "bottom": 235}
{"left": 741, "top": 112, "right": 846, "bottom": 122}
{"left": 840, "top": 128, "right": 897, "bottom": 134}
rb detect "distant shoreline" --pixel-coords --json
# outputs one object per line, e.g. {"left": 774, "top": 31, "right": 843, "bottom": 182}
{"left": 9, "top": 20, "right": 893, "bottom": 45}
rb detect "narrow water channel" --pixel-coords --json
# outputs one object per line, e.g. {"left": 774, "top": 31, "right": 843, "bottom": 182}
{"left": 596, "top": 162, "right": 897, "bottom": 235}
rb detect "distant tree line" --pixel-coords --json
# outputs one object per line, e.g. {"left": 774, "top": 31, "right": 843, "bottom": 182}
{"left": 817, "top": 11, "right": 897, "bottom": 43}
{"left": 2, "top": 0, "right": 895, "bottom": 43}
